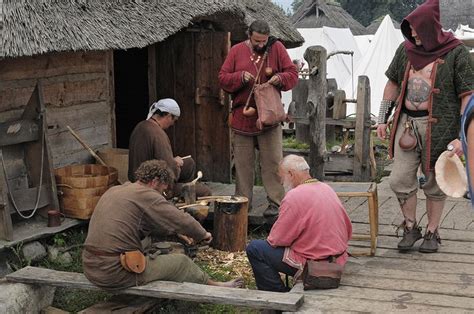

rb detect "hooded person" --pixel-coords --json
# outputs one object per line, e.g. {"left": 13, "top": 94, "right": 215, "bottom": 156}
{"left": 376, "top": 0, "right": 474, "bottom": 253}
{"left": 128, "top": 98, "right": 211, "bottom": 198}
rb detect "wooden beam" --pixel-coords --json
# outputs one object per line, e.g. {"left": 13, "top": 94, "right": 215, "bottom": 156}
{"left": 353, "top": 76, "right": 371, "bottom": 181}
{"left": 7, "top": 267, "right": 304, "bottom": 312}
{"left": 304, "top": 46, "right": 327, "bottom": 180}
{"left": 0, "top": 150, "right": 13, "bottom": 241}
{"left": 148, "top": 44, "right": 157, "bottom": 103}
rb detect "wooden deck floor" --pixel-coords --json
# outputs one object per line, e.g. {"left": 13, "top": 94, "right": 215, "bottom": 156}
{"left": 208, "top": 178, "right": 474, "bottom": 312}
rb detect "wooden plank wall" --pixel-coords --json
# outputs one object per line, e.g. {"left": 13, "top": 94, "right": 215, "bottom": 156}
{"left": 0, "top": 51, "right": 113, "bottom": 168}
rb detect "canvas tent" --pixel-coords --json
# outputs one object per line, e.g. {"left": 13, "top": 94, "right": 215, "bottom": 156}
{"left": 282, "top": 26, "right": 361, "bottom": 108}
{"left": 342, "top": 15, "right": 404, "bottom": 116}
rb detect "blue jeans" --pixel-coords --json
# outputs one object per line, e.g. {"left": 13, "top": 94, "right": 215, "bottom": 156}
{"left": 246, "top": 239, "right": 297, "bottom": 292}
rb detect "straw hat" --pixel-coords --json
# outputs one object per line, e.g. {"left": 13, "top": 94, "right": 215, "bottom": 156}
{"left": 435, "top": 151, "right": 467, "bottom": 198}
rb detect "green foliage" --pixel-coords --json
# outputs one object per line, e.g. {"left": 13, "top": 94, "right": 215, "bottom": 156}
{"left": 338, "top": 0, "right": 425, "bottom": 26}
{"left": 291, "top": 0, "right": 304, "bottom": 13}
{"left": 283, "top": 136, "right": 310, "bottom": 150}
{"left": 8, "top": 242, "right": 31, "bottom": 271}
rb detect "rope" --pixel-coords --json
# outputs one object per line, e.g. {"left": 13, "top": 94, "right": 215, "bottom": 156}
{"left": 1, "top": 128, "right": 45, "bottom": 219}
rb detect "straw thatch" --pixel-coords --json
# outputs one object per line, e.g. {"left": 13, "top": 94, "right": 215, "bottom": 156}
{"left": 291, "top": 0, "right": 368, "bottom": 35}
{"left": 366, "top": 15, "right": 400, "bottom": 35}
{"left": 440, "top": 0, "right": 474, "bottom": 31}
{"left": 0, "top": 0, "right": 304, "bottom": 58}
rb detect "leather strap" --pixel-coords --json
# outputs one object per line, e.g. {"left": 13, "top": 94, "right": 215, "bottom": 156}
{"left": 84, "top": 245, "right": 120, "bottom": 257}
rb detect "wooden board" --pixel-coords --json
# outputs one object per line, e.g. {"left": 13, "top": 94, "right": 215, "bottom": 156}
{"left": 7, "top": 266, "right": 304, "bottom": 312}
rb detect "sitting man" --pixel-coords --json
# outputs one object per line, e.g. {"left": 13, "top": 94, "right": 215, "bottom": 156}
{"left": 128, "top": 98, "right": 211, "bottom": 198}
{"left": 83, "top": 159, "right": 243, "bottom": 290}
{"left": 246, "top": 155, "right": 352, "bottom": 292}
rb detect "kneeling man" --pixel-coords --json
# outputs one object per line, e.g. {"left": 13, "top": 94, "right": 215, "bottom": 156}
{"left": 83, "top": 159, "right": 242, "bottom": 290}
{"left": 246, "top": 155, "right": 352, "bottom": 292}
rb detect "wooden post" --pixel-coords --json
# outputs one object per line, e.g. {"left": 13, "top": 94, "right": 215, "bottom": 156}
{"left": 304, "top": 46, "right": 327, "bottom": 180}
{"left": 292, "top": 79, "right": 310, "bottom": 144}
{"left": 326, "top": 79, "right": 338, "bottom": 144}
{"left": 333, "top": 89, "right": 347, "bottom": 140}
{"left": 213, "top": 196, "right": 248, "bottom": 252}
{"left": 353, "top": 76, "right": 371, "bottom": 181}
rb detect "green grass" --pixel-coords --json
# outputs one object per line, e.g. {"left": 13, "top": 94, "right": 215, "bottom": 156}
{"left": 282, "top": 136, "right": 310, "bottom": 150}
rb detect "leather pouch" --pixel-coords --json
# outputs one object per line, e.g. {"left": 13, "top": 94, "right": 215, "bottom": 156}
{"left": 120, "top": 250, "right": 146, "bottom": 274}
{"left": 302, "top": 258, "right": 343, "bottom": 290}
{"left": 399, "top": 121, "right": 417, "bottom": 151}
{"left": 254, "top": 83, "right": 286, "bottom": 130}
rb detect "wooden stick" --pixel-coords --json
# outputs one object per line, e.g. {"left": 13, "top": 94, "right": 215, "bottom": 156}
{"left": 66, "top": 126, "right": 123, "bottom": 184}
{"left": 181, "top": 155, "right": 191, "bottom": 160}
{"left": 197, "top": 196, "right": 230, "bottom": 201}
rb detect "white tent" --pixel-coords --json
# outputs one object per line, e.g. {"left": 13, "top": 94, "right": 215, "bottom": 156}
{"left": 354, "top": 34, "right": 374, "bottom": 56}
{"left": 342, "top": 15, "right": 404, "bottom": 116}
{"left": 282, "top": 26, "right": 362, "bottom": 109}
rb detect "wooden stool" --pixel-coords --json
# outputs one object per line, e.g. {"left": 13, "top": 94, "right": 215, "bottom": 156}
{"left": 328, "top": 182, "right": 378, "bottom": 256}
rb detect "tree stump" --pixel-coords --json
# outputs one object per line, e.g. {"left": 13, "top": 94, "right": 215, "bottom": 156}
{"left": 212, "top": 196, "right": 248, "bottom": 252}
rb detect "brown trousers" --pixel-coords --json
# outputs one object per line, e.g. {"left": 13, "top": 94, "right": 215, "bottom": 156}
{"left": 389, "top": 113, "right": 446, "bottom": 201}
{"left": 232, "top": 125, "right": 285, "bottom": 208}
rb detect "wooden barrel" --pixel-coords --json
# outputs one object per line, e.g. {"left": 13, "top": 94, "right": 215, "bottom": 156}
{"left": 213, "top": 196, "right": 248, "bottom": 252}
{"left": 54, "top": 164, "right": 117, "bottom": 219}
{"left": 97, "top": 148, "right": 129, "bottom": 184}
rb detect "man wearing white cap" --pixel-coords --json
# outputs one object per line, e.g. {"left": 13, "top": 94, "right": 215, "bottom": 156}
{"left": 128, "top": 98, "right": 211, "bottom": 197}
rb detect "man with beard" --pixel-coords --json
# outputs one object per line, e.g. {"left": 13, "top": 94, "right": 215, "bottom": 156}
{"left": 219, "top": 20, "right": 298, "bottom": 222}
{"left": 83, "top": 160, "right": 243, "bottom": 290}
{"left": 245, "top": 155, "right": 352, "bottom": 292}
{"left": 376, "top": 0, "right": 474, "bottom": 253}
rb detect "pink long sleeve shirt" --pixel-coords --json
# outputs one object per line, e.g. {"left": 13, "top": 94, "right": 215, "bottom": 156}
{"left": 267, "top": 182, "right": 352, "bottom": 272}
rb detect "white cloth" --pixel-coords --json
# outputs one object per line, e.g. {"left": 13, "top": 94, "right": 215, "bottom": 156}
{"left": 147, "top": 98, "right": 181, "bottom": 120}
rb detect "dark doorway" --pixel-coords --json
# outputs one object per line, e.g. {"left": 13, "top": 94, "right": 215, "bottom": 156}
{"left": 114, "top": 48, "right": 149, "bottom": 148}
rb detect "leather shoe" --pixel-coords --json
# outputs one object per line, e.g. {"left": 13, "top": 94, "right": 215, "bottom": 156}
{"left": 419, "top": 229, "right": 441, "bottom": 253}
{"left": 397, "top": 223, "right": 422, "bottom": 251}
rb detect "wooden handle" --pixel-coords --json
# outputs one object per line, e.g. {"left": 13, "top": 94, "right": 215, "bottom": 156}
{"left": 66, "top": 126, "right": 123, "bottom": 185}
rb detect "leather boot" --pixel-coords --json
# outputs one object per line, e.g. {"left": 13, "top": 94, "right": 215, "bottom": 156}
{"left": 419, "top": 229, "right": 441, "bottom": 253}
{"left": 397, "top": 222, "right": 422, "bottom": 251}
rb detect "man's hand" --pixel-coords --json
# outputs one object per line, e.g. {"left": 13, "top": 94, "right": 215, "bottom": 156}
{"left": 177, "top": 234, "right": 194, "bottom": 245}
{"left": 376, "top": 124, "right": 388, "bottom": 140}
{"left": 174, "top": 156, "right": 184, "bottom": 167}
{"left": 243, "top": 71, "right": 255, "bottom": 83}
{"left": 268, "top": 75, "right": 281, "bottom": 86}
{"left": 446, "top": 138, "right": 463, "bottom": 157}
{"left": 202, "top": 232, "right": 213, "bottom": 245}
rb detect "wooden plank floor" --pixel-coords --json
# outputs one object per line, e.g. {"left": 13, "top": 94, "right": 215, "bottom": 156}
{"left": 207, "top": 178, "right": 474, "bottom": 312}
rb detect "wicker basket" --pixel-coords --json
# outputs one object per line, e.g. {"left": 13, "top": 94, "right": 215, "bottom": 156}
{"left": 55, "top": 164, "right": 118, "bottom": 219}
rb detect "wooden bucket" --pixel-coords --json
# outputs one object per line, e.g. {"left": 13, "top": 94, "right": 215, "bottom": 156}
{"left": 97, "top": 148, "right": 129, "bottom": 184}
{"left": 55, "top": 164, "right": 117, "bottom": 219}
{"left": 59, "top": 195, "right": 102, "bottom": 220}
{"left": 54, "top": 164, "right": 118, "bottom": 188}
{"left": 213, "top": 196, "right": 248, "bottom": 252}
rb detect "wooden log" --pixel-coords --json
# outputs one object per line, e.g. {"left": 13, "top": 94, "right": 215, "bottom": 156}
{"left": 326, "top": 78, "right": 338, "bottom": 143}
{"left": 7, "top": 266, "right": 304, "bottom": 312}
{"left": 353, "top": 76, "right": 371, "bottom": 181}
{"left": 213, "top": 196, "right": 248, "bottom": 252}
{"left": 292, "top": 78, "right": 310, "bottom": 144}
{"left": 304, "top": 46, "right": 327, "bottom": 180}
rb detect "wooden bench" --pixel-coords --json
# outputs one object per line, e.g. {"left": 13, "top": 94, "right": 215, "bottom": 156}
{"left": 327, "top": 182, "right": 379, "bottom": 256}
{"left": 6, "top": 266, "right": 304, "bottom": 312}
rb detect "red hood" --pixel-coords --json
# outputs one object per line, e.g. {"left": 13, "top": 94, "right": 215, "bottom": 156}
{"left": 401, "top": 0, "right": 461, "bottom": 70}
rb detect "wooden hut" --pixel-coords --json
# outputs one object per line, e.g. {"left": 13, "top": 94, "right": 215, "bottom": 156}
{"left": 291, "top": 0, "right": 368, "bottom": 35}
{"left": 0, "top": 0, "right": 303, "bottom": 182}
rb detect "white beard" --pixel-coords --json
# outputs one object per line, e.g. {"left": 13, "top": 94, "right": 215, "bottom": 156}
{"left": 283, "top": 178, "right": 294, "bottom": 194}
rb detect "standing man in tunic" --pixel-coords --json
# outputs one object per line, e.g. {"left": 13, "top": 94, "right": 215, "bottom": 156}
{"left": 376, "top": 0, "right": 474, "bottom": 253}
{"left": 219, "top": 20, "right": 298, "bottom": 221}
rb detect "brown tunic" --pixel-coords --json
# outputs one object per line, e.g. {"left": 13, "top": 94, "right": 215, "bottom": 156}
{"left": 128, "top": 120, "right": 180, "bottom": 182}
{"left": 82, "top": 182, "right": 207, "bottom": 289}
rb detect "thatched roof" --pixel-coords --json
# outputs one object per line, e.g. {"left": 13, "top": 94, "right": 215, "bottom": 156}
{"left": 440, "top": 0, "right": 474, "bottom": 31}
{"left": 366, "top": 15, "right": 400, "bottom": 35}
{"left": 291, "top": 0, "right": 368, "bottom": 35}
{"left": 0, "top": 0, "right": 304, "bottom": 58}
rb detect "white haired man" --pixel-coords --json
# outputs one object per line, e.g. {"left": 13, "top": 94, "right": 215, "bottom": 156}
{"left": 246, "top": 155, "right": 352, "bottom": 292}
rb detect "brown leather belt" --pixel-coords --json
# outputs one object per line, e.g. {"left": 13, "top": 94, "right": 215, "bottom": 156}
{"left": 84, "top": 245, "right": 120, "bottom": 257}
